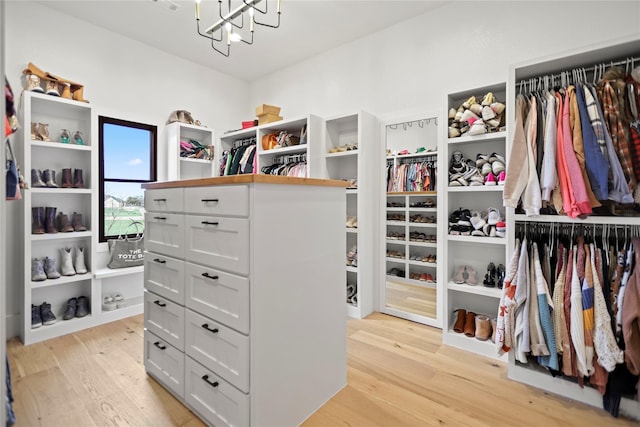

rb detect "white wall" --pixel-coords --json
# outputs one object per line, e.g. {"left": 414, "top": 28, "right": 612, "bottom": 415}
{"left": 4, "top": 1, "right": 251, "bottom": 337}
{"left": 249, "top": 1, "right": 640, "bottom": 121}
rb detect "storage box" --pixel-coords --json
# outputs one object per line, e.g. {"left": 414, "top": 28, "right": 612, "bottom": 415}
{"left": 242, "top": 120, "right": 258, "bottom": 129}
{"left": 256, "top": 104, "right": 281, "bottom": 116}
{"left": 258, "top": 114, "right": 283, "bottom": 125}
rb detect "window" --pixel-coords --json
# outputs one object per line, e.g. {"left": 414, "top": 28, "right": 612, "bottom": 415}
{"left": 99, "top": 116, "right": 157, "bottom": 242}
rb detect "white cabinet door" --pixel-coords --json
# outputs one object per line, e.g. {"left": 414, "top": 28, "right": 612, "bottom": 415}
{"left": 184, "top": 215, "right": 249, "bottom": 275}
{"left": 144, "top": 188, "right": 184, "bottom": 213}
{"left": 144, "top": 290, "right": 185, "bottom": 351}
{"left": 184, "top": 261, "right": 249, "bottom": 334}
{"left": 184, "top": 185, "right": 249, "bottom": 217}
{"left": 145, "top": 212, "right": 185, "bottom": 259}
{"left": 144, "top": 331, "right": 184, "bottom": 399}
{"left": 185, "top": 357, "right": 250, "bottom": 427}
{"left": 185, "top": 309, "right": 250, "bottom": 393}
{"left": 144, "top": 252, "right": 185, "bottom": 305}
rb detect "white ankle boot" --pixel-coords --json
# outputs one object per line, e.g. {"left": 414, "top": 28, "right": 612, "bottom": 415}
{"left": 74, "top": 247, "right": 87, "bottom": 274}
{"left": 60, "top": 247, "right": 76, "bottom": 276}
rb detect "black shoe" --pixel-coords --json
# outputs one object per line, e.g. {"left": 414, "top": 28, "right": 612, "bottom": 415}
{"left": 31, "top": 304, "right": 42, "bottom": 329}
{"left": 496, "top": 264, "right": 506, "bottom": 289}
{"left": 483, "top": 263, "right": 496, "bottom": 287}
{"left": 40, "top": 302, "right": 56, "bottom": 325}
{"left": 75, "top": 296, "right": 89, "bottom": 318}
{"left": 63, "top": 297, "right": 77, "bottom": 320}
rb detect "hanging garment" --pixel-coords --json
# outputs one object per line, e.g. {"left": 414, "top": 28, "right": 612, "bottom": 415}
{"left": 552, "top": 247, "right": 568, "bottom": 356}
{"left": 503, "top": 95, "right": 529, "bottom": 209}
{"left": 533, "top": 242, "right": 557, "bottom": 369}
{"left": 616, "top": 245, "right": 634, "bottom": 335}
{"left": 514, "top": 238, "right": 531, "bottom": 363}
{"left": 529, "top": 242, "right": 549, "bottom": 356}
{"left": 522, "top": 96, "right": 542, "bottom": 216}
{"left": 540, "top": 91, "right": 558, "bottom": 202}
{"left": 622, "top": 237, "right": 640, "bottom": 396}
{"left": 582, "top": 244, "right": 596, "bottom": 376}
{"left": 497, "top": 239, "right": 522, "bottom": 355}
{"left": 570, "top": 245, "right": 589, "bottom": 377}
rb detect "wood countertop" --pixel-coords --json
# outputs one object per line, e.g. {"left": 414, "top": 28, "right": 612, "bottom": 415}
{"left": 142, "top": 174, "right": 350, "bottom": 189}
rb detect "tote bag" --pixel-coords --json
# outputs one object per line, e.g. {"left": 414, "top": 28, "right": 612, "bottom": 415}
{"left": 107, "top": 221, "right": 144, "bottom": 269}
{"left": 6, "top": 140, "right": 19, "bottom": 200}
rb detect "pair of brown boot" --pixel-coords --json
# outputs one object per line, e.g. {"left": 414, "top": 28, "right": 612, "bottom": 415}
{"left": 453, "top": 309, "right": 494, "bottom": 341}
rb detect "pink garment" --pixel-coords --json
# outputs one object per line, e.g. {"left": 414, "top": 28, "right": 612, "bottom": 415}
{"left": 555, "top": 92, "right": 573, "bottom": 216}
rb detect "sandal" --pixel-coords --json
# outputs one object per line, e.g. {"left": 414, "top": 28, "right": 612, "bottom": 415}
{"left": 103, "top": 296, "right": 116, "bottom": 311}
{"left": 113, "top": 293, "right": 126, "bottom": 309}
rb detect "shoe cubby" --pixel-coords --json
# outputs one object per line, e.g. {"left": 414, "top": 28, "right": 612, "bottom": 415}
{"left": 443, "top": 82, "right": 508, "bottom": 360}
{"left": 19, "top": 91, "right": 100, "bottom": 345}
{"left": 323, "top": 111, "right": 379, "bottom": 319}
{"left": 166, "top": 122, "right": 216, "bottom": 181}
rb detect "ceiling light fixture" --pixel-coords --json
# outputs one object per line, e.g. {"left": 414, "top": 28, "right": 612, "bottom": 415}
{"left": 195, "top": 0, "right": 281, "bottom": 57}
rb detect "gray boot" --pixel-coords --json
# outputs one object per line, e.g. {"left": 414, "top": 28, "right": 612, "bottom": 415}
{"left": 31, "top": 258, "right": 46, "bottom": 281}
{"left": 74, "top": 247, "right": 88, "bottom": 274}
{"left": 31, "top": 169, "right": 45, "bottom": 187}
{"left": 42, "top": 169, "right": 57, "bottom": 187}
{"left": 60, "top": 247, "right": 76, "bottom": 276}
{"left": 44, "top": 257, "right": 61, "bottom": 279}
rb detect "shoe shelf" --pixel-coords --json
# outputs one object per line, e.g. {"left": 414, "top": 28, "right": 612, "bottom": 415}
{"left": 446, "top": 281, "right": 502, "bottom": 298}
{"left": 323, "top": 111, "right": 379, "bottom": 319}
{"left": 167, "top": 122, "right": 215, "bottom": 181}
{"left": 387, "top": 191, "right": 437, "bottom": 195}
{"left": 447, "top": 235, "right": 506, "bottom": 245}
{"left": 30, "top": 231, "right": 92, "bottom": 241}
{"left": 443, "top": 82, "right": 508, "bottom": 361}
{"left": 31, "top": 188, "right": 92, "bottom": 194}
{"left": 386, "top": 275, "right": 438, "bottom": 289}
{"left": 31, "top": 140, "right": 92, "bottom": 151}
{"left": 30, "top": 273, "right": 92, "bottom": 289}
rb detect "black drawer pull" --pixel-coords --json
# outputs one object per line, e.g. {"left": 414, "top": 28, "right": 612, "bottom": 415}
{"left": 202, "top": 375, "right": 219, "bottom": 388}
{"left": 202, "top": 273, "right": 219, "bottom": 280}
{"left": 154, "top": 216, "right": 167, "bottom": 220}
{"left": 201, "top": 199, "right": 219, "bottom": 202}
{"left": 153, "top": 300, "right": 167, "bottom": 307}
{"left": 202, "top": 323, "right": 219, "bottom": 334}
{"left": 153, "top": 341, "right": 166, "bottom": 350}
{"left": 153, "top": 258, "right": 166, "bottom": 264}
{"left": 153, "top": 198, "right": 167, "bottom": 202}
{"left": 201, "top": 221, "right": 219, "bottom": 226}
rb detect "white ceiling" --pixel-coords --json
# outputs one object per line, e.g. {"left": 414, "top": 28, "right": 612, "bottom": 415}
{"left": 38, "top": 0, "right": 447, "bottom": 81}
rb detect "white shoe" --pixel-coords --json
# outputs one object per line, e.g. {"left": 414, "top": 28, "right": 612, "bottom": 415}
{"left": 74, "top": 247, "right": 88, "bottom": 274}
{"left": 60, "top": 247, "right": 76, "bottom": 276}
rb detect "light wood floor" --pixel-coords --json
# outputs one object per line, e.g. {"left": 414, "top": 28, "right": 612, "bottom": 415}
{"left": 7, "top": 313, "right": 637, "bottom": 426}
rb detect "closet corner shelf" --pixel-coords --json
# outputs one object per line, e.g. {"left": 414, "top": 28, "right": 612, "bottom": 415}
{"left": 346, "top": 265, "right": 358, "bottom": 273}
{"left": 513, "top": 213, "right": 640, "bottom": 226}
{"left": 408, "top": 207, "right": 437, "bottom": 212}
{"left": 325, "top": 150, "right": 358, "bottom": 158}
{"left": 179, "top": 157, "right": 213, "bottom": 164}
{"left": 447, "top": 131, "right": 507, "bottom": 145}
{"left": 447, "top": 186, "right": 504, "bottom": 193}
{"left": 30, "top": 140, "right": 92, "bottom": 151}
{"left": 31, "top": 231, "right": 93, "bottom": 241}
{"left": 408, "top": 241, "right": 437, "bottom": 248}
{"left": 31, "top": 188, "right": 93, "bottom": 194}
{"left": 31, "top": 272, "right": 93, "bottom": 288}
{"left": 258, "top": 144, "right": 307, "bottom": 156}
{"left": 407, "top": 222, "right": 437, "bottom": 228}
{"left": 387, "top": 191, "right": 437, "bottom": 195}
{"left": 447, "top": 281, "right": 502, "bottom": 298}
{"left": 447, "top": 235, "right": 507, "bottom": 245}
{"left": 386, "top": 221, "right": 406, "bottom": 226}
{"left": 408, "top": 260, "right": 437, "bottom": 268}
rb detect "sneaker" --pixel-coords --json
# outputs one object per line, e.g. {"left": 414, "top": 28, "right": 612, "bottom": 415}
{"left": 484, "top": 173, "right": 497, "bottom": 186}
{"left": 40, "top": 302, "right": 57, "bottom": 325}
{"left": 44, "top": 257, "right": 61, "bottom": 279}
{"left": 31, "top": 258, "right": 47, "bottom": 281}
{"left": 469, "top": 211, "right": 486, "bottom": 230}
{"left": 497, "top": 170, "right": 506, "bottom": 185}
{"left": 457, "top": 209, "right": 472, "bottom": 227}
{"left": 75, "top": 296, "right": 89, "bottom": 318}
{"left": 31, "top": 304, "right": 42, "bottom": 329}
{"left": 63, "top": 298, "right": 77, "bottom": 320}
{"left": 487, "top": 207, "right": 501, "bottom": 225}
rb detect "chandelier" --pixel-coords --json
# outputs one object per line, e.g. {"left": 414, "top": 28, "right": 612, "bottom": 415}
{"left": 195, "top": 0, "right": 281, "bottom": 57}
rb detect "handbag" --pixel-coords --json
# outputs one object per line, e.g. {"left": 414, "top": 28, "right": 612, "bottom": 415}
{"left": 107, "top": 221, "right": 145, "bottom": 269}
{"left": 6, "top": 140, "right": 20, "bottom": 200}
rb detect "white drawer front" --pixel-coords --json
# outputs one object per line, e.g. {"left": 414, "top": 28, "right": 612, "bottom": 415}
{"left": 185, "top": 357, "right": 249, "bottom": 427}
{"left": 184, "top": 262, "right": 249, "bottom": 334}
{"left": 145, "top": 213, "right": 184, "bottom": 259}
{"left": 144, "top": 291, "right": 185, "bottom": 351}
{"left": 184, "top": 216, "right": 249, "bottom": 275}
{"left": 185, "top": 309, "right": 249, "bottom": 393}
{"left": 145, "top": 188, "right": 184, "bottom": 213}
{"left": 184, "top": 185, "right": 248, "bottom": 217}
{"left": 144, "top": 252, "right": 185, "bottom": 305}
{"left": 144, "top": 331, "right": 184, "bottom": 400}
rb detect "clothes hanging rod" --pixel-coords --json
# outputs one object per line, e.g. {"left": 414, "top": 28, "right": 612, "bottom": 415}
{"left": 515, "top": 55, "right": 640, "bottom": 86}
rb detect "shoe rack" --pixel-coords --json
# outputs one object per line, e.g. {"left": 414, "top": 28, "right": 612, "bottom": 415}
{"left": 381, "top": 114, "right": 442, "bottom": 328}
{"left": 320, "top": 111, "right": 379, "bottom": 319}
{"left": 219, "top": 115, "right": 323, "bottom": 177}
{"left": 506, "top": 36, "right": 640, "bottom": 418}
{"left": 443, "top": 83, "right": 508, "bottom": 361}
{"left": 166, "top": 122, "right": 216, "bottom": 181}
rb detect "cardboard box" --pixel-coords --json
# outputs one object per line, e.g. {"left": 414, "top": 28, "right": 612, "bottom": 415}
{"left": 258, "top": 113, "right": 283, "bottom": 125}
{"left": 256, "top": 104, "right": 281, "bottom": 116}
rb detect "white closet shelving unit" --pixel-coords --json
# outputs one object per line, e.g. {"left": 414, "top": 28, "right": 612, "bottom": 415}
{"left": 20, "top": 91, "right": 140, "bottom": 345}
{"left": 443, "top": 83, "right": 508, "bottom": 361}
{"left": 166, "top": 122, "right": 216, "bottom": 181}
{"left": 381, "top": 113, "right": 442, "bottom": 328}
{"left": 219, "top": 115, "right": 323, "bottom": 178}
{"left": 505, "top": 35, "right": 640, "bottom": 419}
{"left": 321, "top": 111, "right": 379, "bottom": 319}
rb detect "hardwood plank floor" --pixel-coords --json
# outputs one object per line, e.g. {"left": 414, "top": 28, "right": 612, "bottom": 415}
{"left": 7, "top": 313, "right": 637, "bottom": 426}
